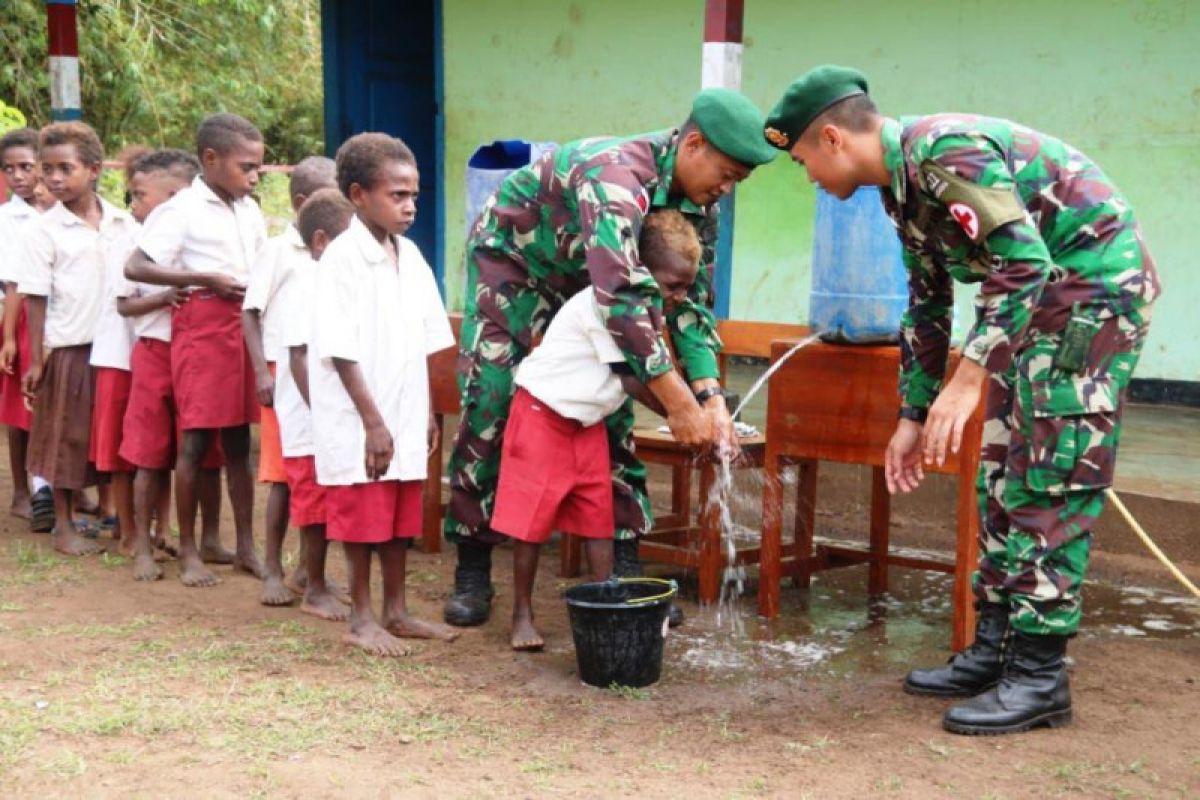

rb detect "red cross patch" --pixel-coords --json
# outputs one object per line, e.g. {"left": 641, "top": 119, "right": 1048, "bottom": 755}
{"left": 635, "top": 189, "right": 650, "bottom": 215}
{"left": 948, "top": 202, "right": 980, "bottom": 240}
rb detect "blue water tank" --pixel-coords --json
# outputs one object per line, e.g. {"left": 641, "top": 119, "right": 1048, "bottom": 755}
{"left": 809, "top": 186, "right": 907, "bottom": 343}
{"left": 466, "top": 139, "right": 557, "bottom": 234}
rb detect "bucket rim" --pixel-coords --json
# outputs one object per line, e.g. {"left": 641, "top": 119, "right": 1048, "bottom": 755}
{"left": 564, "top": 577, "right": 678, "bottom": 610}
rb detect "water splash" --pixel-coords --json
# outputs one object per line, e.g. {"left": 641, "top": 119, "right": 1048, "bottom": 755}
{"left": 708, "top": 332, "right": 824, "bottom": 632}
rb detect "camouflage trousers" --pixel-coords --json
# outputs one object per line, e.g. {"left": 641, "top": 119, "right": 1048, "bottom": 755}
{"left": 443, "top": 249, "right": 652, "bottom": 546}
{"left": 973, "top": 312, "right": 1150, "bottom": 636}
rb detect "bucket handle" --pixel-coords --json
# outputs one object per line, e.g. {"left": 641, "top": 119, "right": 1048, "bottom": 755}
{"left": 615, "top": 576, "right": 678, "bottom": 606}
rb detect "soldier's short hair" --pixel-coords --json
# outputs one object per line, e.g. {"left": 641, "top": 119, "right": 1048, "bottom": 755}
{"left": 196, "top": 113, "right": 263, "bottom": 157}
{"left": 804, "top": 93, "right": 879, "bottom": 139}
{"left": 0, "top": 127, "right": 38, "bottom": 157}
{"left": 131, "top": 148, "right": 201, "bottom": 184}
{"left": 334, "top": 132, "right": 416, "bottom": 198}
{"left": 39, "top": 121, "right": 104, "bottom": 167}
{"left": 296, "top": 187, "right": 355, "bottom": 250}
{"left": 640, "top": 209, "right": 701, "bottom": 273}
{"left": 290, "top": 155, "right": 336, "bottom": 200}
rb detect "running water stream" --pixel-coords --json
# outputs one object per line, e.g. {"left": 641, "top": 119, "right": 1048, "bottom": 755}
{"left": 709, "top": 332, "right": 824, "bottom": 631}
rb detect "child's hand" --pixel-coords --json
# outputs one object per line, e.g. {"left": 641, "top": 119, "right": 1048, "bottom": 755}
{"left": 885, "top": 419, "right": 925, "bottom": 494}
{"left": 0, "top": 339, "right": 16, "bottom": 375}
{"left": 255, "top": 367, "right": 275, "bottom": 407}
{"left": 20, "top": 362, "right": 43, "bottom": 401}
{"left": 426, "top": 411, "right": 440, "bottom": 457}
{"left": 206, "top": 272, "right": 246, "bottom": 300}
{"left": 364, "top": 422, "right": 394, "bottom": 480}
{"left": 162, "top": 287, "right": 190, "bottom": 307}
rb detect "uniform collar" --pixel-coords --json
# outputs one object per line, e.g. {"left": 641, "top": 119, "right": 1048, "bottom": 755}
{"left": 881, "top": 117, "right": 906, "bottom": 205}
{"left": 348, "top": 214, "right": 400, "bottom": 264}
{"left": 44, "top": 195, "right": 131, "bottom": 230}
{"left": 192, "top": 174, "right": 251, "bottom": 209}
{"left": 6, "top": 194, "right": 33, "bottom": 216}
{"left": 653, "top": 131, "right": 705, "bottom": 216}
{"left": 283, "top": 222, "right": 305, "bottom": 249}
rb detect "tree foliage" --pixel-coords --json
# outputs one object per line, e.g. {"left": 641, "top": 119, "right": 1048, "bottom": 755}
{"left": 0, "top": 0, "right": 324, "bottom": 163}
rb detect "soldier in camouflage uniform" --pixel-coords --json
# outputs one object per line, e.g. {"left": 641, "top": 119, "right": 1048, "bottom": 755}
{"left": 444, "top": 89, "right": 777, "bottom": 627}
{"left": 764, "top": 66, "right": 1160, "bottom": 735}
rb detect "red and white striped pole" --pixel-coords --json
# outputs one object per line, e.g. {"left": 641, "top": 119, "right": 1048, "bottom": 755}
{"left": 46, "top": 0, "right": 82, "bottom": 121}
{"left": 702, "top": 0, "right": 745, "bottom": 319}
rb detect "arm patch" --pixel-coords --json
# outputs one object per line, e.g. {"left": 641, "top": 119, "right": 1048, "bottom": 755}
{"left": 919, "top": 160, "right": 1026, "bottom": 244}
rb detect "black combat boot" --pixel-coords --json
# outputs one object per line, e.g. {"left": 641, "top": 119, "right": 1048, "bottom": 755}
{"left": 613, "top": 538, "right": 684, "bottom": 628}
{"left": 942, "top": 631, "right": 1072, "bottom": 735}
{"left": 442, "top": 540, "right": 495, "bottom": 627}
{"left": 904, "top": 602, "right": 1009, "bottom": 697}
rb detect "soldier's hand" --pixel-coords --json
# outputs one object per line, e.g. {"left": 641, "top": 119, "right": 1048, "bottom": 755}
{"left": 923, "top": 361, "right": 987, "bottom": 467}
{"left": 886, "top": 419, "right": 925, "bottom": 494}
{"left": 666, "top": 402, "right": 715, "bottom": 448}
{"left": 703, "top": 397, "right": 741, "bottom": 461}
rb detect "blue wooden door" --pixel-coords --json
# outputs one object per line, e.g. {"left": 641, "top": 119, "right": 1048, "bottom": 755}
{"left": 322, "top": 0, "right": 443, "bottom": 285}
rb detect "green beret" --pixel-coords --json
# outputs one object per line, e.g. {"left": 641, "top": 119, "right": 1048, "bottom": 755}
{"left": 690, "top": 88, "right": 777, "bottom": 168}
{"left": 763, "top": 65, "right": 870, "bottom": 150}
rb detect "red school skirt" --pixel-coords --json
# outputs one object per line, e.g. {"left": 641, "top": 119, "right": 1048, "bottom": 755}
{"left": 89, "top": 366, "right": 134, "bottom": 473}
{"left": 171, "top": 292, "right": 259, "bottom": 431}
{"left": 0, "top": 301, "right": 32, "bottom": 431}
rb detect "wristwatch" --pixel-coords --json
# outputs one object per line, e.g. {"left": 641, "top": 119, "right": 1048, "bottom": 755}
{"left": 694, "top": 386, "right": 723, "bottom": 405}
{"left": 898, "top": 405, "right": 929, "bottom": 423}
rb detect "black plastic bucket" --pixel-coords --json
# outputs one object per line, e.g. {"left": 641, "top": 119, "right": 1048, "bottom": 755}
{"left": 564, "top": 577, "right": 677, "bottom": 688}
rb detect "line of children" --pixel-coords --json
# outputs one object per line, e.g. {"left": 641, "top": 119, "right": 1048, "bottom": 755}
{"left": 242, "top": 155, "right": 337, "bottom": 607}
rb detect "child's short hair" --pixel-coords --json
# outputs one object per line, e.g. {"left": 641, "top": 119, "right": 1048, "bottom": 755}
{"left": 116, "top": 144, "right": 153, "bottom": 184}
{"left": 131, "top": 148, "right": 201, "bottom": 184}
{"left": 296, "top": 187, "right": 355, "bottom": 250}
{"left": 39, "top": 121, "right": 104, "bottom": 167}
{"left": 0, "top": 127, "right": 38, "bottom": 156}
{"left": 290, "top": 155, "right": 336, "bottom": 200}
{"left": 335, "top": 132, "right": 415, "bottom": 198}
{"left": 195, "top": 113, "right": 262, "bottom": 157}
{"left": 639, "top": 209, "right": 702, "bottom": 271}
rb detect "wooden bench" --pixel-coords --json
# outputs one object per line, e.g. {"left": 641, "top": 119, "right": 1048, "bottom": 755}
{"left": 422, "top": 313, "right": 463, "bottom": 554}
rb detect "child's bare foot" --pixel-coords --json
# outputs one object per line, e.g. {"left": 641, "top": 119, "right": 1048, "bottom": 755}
{"left": 179, "top": 555, "right": 220, "bottom": 588}
{"left": 199, "top": 541, "right": 234, "bottom": 564}
{"left": 511, "top": 616, "right": 544, "bottom": 652}
{"left": 344, "top": 620, "right": 410, "bottom": 657}
{"left": 132, "top": 553, "right": 163, "bottom": 581}
{"left": 10, "top": 494, "right": 31, "bottom": 520}
{"left": 117, "top": 538, "right": 137, "bottom": 558}
{"left": 384, "top": 613, "right": 461, "bottom": 642}
{"left": 152, "top": 546, "right": 171, "bottom": 562}
{"left": 300, "top": 589, "right": 350, "bottom": 621}
{"left": 233, "top": 549, "right": 266, "bottom": 579}
{"left": 287, "top": 569, "right": 351, "bottom": 604}
{"left": 52, "top": 529, "right": 104, "bottom": 557}
{"left": 153, "top": 535, "right": 178, "bottom": 558}
{"left": 259, "top": 574, "right": 296, "bottom": 606}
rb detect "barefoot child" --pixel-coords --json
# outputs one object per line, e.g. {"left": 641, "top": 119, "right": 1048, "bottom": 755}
{"left": 0, "top": 128, "right": 56, "bottom": 530}
{"left": 268, "top": 187, "right": 357, "bottom": 621}
{"left": 117, "top": 148, "right": 225, "bottom": 581}
{"left": 125, "top": 113, "right": 267, "bottom": 587}
{"left": 310, "top": 133, "right": 458, "bottom": 656}
{"left": 491, "top": 209, "right": 701, "bottom": 651}
{"left": 242, "top": 155, "right": 336, "bottom": 607}
{"left": 19, "top": 122, "right": 136, "bottom": 556}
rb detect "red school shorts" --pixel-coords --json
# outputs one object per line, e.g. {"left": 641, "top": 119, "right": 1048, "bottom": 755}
{"left": 325, "top": 479, "right": 423, "bottom": 544}
{"left": 283, "top": 455, "right": 325, "bottom": 527}
{"left": 171, "top": 291, "right": 259, "bottom": 431}
{"left": 491, "top": 387, "right": 614, "bottom": 544}
{"left": 0, "top": 300, "right": 32, "bottom": 431}
{"left": 89, "top": 366, "right": 134, "bottom": 473}
{"left": 257, "top": 362, "right": 287, "bottom": 484}
{"left": 119, "top": 338, "right": 224, "bottom": 471}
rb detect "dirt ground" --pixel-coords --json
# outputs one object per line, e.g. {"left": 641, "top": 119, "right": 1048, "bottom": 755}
{"left": 1, "top": 437, "right": 1197, "bottom": 799}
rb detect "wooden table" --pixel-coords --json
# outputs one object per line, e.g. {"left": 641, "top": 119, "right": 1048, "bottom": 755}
{"left": 759, "top": 339, "right": 984, "bottom": 651}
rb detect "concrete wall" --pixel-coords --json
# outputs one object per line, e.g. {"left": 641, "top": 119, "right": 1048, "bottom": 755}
{"left": 442, "top": 0, "right": 1199, "bottom": 381}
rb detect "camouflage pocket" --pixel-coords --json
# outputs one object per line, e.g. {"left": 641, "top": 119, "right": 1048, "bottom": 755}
{"left": 1024, "top": 375, "right": 1119, "bottom": 495}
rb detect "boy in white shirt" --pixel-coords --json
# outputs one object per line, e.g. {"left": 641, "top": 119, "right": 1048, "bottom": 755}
{"left": 20, "top": 122, "right": 136, "bottom": 556}
{"left": 273, "top": 187, "right": 357, "bottom": 621}
{"left": 311, "top": 133, "right": 459, "bottom": 656}
{"left": 0, "top": 128, "right": 56, "bottom": 527}
{"left": 242, "top": 155, "right": 336, "bottom": 607}
{"left": 125, "top": 113, "right": 267, "bottom": 588}
{"left": 491, "top": 210, "right": 701, "bottom": 651}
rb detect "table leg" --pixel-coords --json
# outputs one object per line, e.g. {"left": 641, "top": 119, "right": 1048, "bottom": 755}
{"left": 420, "top": 415, "right": 444, "bottom": 554}
{"left": 673, "top": 462, "right": 693, "bottom": 531}
{"left": 792, "top": 459, "right": 818, "bottom": 589}
{"left": 868, "top": 466, "right": 890, "bottom": 596}
{"left": 758, "top": 451, "right": 784, "bottom": 618}
{"left": 952, "top": 422, "right": 983, "bottom": 651}
{"left": 697, "top": 460, "right": 720, "bottom": 605}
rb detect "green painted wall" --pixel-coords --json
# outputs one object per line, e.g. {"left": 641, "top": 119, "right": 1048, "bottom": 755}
{"left": 442, "top": 0, "right": 1199, "bottom": 381}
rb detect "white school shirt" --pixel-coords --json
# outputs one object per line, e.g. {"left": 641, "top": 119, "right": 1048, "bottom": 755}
{"left": 0, "top": 194, "right": 42, "bottom": 285}
{"left": 19, "top": 199, "right": 135, "bottom": 349}
{"left": 514, "top": 288, "right": 629, "bottom": 426}
{"left": 275, "top": 254, "right": 316, "bottom": 458}
{"left": 114, "top": 202, "right": 177, "bottom": 343}
{"left": 89, "top": 222, "right": 139, "bottom": 370}
{"left": 136, "top": 175, "right": 266, "bottom": 284}
{"left": 243, "top": 223, "right": 307, "bottom": 362}
{"left": 309, "top": 215, "right": 454, "bottom": 485}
